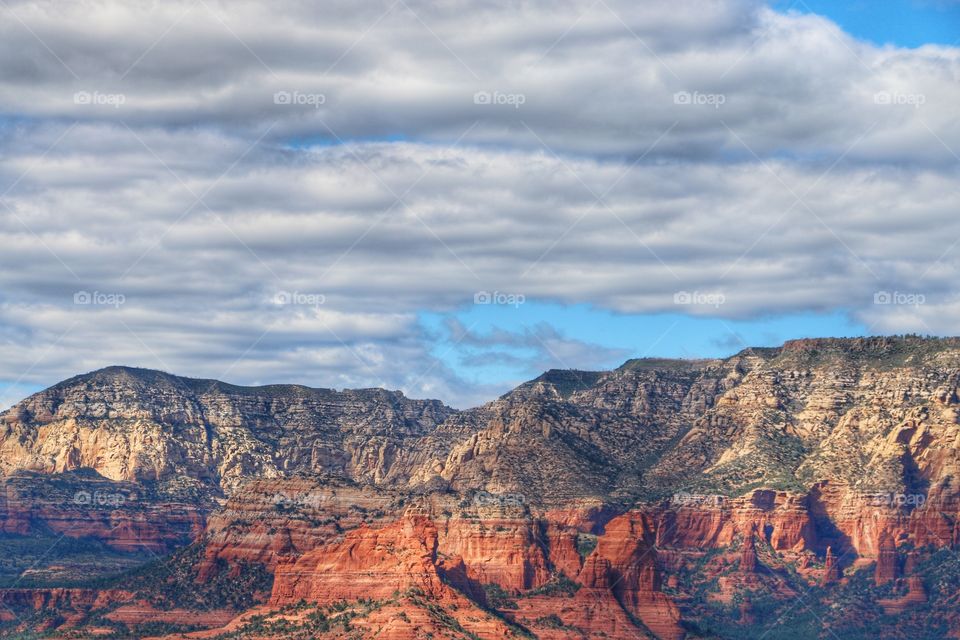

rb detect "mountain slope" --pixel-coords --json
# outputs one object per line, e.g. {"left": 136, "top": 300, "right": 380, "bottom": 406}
{"left": 3, "top": 336, "right": 960, "bottom": 506}
{"left": 3, "top": 336, "right": 960, "bottom": 638}
{"left": 0, "top": 365, "right": 455, "bottom": 494}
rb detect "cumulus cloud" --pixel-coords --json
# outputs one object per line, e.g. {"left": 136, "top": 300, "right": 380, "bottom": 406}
{"left": 0, "top": 0, "right": 957, "bottom": 406}
{"left": 0, "top": 0, "right": 957, "bottom": 161}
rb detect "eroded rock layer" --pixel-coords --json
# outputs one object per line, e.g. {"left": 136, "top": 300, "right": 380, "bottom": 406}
{"left": 2, "top": 336, "right": 960, "bottom": 638}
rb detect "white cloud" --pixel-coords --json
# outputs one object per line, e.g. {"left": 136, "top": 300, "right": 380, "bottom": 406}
{"left": 0, "top": 0, "right": 957, "bottom": 406}
{"left": 0, "top": 0, "right": 956, "bottom": 161}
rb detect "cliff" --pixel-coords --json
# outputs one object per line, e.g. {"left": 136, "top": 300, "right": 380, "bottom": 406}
{"left": 3, "top": 336, "right": 960, "bottom": 638}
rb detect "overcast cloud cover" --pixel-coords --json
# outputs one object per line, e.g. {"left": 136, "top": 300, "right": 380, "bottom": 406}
{"left": 0, "top": 0, "right": 958, "bottom": 407}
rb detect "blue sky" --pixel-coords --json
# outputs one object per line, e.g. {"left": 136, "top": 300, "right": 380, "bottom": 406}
{"left": 420, "top": 305, "right": 866, "bottom": 388}
{"left": 776, "top": 0, "right": 960, "bottom": 47}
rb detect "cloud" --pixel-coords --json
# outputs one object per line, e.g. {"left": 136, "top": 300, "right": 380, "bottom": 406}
{"left": 443, "top": 318, "right": 632, "bottom": 374}
{"left": 0, "top": 0, "right": 957, "bottom": 407}
{"left": 0, "top": 0, "right": 957, "bottom": 162}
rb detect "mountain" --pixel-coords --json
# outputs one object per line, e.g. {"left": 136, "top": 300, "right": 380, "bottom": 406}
{"left": 1, "top": 336, "right": 960, "bottom": 638}
{"left": 0, "top": 365, "right": 455, "bottom": 493}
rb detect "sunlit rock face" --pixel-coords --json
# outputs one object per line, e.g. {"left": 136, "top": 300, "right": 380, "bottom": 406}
{"left": 4, "top": 337, "right": 960, "bottom": 638}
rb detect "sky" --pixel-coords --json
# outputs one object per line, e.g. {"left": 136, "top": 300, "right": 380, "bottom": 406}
{"left": 0, "top": 0, "right": 957, "bottom": 408}
{"left": 777, "top": 0, "right": 960, "bottom": 47}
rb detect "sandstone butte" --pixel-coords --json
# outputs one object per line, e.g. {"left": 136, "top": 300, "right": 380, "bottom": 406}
{"left": 0, "top": 336, "right": 959, "bottom": 638}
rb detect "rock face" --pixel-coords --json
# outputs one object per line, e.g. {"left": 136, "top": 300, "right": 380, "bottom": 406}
{"left": 589, "top": 513, "right": 684, "bottom": 640}
{"left": 271, "top": 515, "right": 447, "bottom": 603}
{"left": 3, "top": 336, "right": 960, "bottom": 638}
{"left": 268, "top": 505, "right": 683, "bottom": 640}
{"left": 739, "top": 525, "right": 758, "bottom": 573}
{"left": 268, "top": 513, "right": 539, "bottom": 639}
{"left": 875, "top": 529, "right": 899, "bottom": 586}
{"left": 196, "top": 477, "right": 406, "bottom": 576}
{"left": 0, "top": 470, "right": 204, "bottom": 552}
{"left": 0, "top": 366, "right": 454, "bottom": 494}
{"left": 6, "top": 336, "right": 960, "bottom": 511}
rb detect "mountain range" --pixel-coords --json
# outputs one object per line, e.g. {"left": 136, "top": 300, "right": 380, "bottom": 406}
{"left": 1, "top": 335, "right": 959, "bottom": 639}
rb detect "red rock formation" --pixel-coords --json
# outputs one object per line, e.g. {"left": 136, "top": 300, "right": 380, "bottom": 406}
{"left": 591, "top": 513, "right": 684, "bottom": 640}
{"left": 271, "top": 515, "right": 446, "bottom": 604}
{"left": 264, "top": 506, "right": 689, "bottom": 639}
{"left": 105, "top": 606, "right": 236, "bottom": 629}
{"left": 0, "top": 588, "right": 129, "bottom": 612}
{"left": 878, "top": 576, "right": 927, "bottom": 614}
{"left": 268, "top": 514, "right": 523, "bottom": 638}
{"left": 0, "top": 483, "right": 204, "bottom": 552}
{"left": 655, "top": 490, "right": 815, "bottom": 552}
{"left": 196, "top": 479, "right": 406, "bottom": 579}
{"left": 526, "top": 552, "right": 660, "bottom": 640}
{"left": 542, "top": 504, "right": 607, "bottom": 579}
{"left": 577, "top": 552, "right": 613, "bottom": 590}
{"left": 822, "top": 546, "right": 841, "bottom": 584}
{"left": 0, "top": 587, "right": 132, "bottom": 631}
{"left": 740, "top": 525, "right": 758, "bottom": 573}
{"left": 875, "top": 529, "right": 899, "bottom": 586}
{"left": 435, "top": 510, "right": 551, "bottom": 590}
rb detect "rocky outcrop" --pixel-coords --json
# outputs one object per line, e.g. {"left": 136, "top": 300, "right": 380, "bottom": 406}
{"left": 0, "top": 366, "right": 454, "bottom": 494}
{"left": 822, "top": 546, "right": 841, "bottom": 584}
{"left": 589, "top": 513, "right": 684, "bottom": 640}
{"left": 0, "top": 471, "right": 204, "bottom": 551}
{"left": 878, "top": 576, "right": 928, "bottom": 614}
{"left": 0, "top": 588, "right": 130, "bottom": 613}
{"left": 264, "top": 504, "right": 683, "bottom": 639}
{"left": 270, "top": 515, "right": 447, "bottom": 604}
{"left": 4, "top": 336, "right": 960, "bottom": 638}
{"left": 875, "top": 529, "right": 899, "bottom": 586}
{"left": 435, "top": 508, "right": 552, "bottom": 590}
{"left": 740, "top": 525, "right": 758, "bottom": 573}
{"left": 196, "top": 478, "right": 404, "bottom": 576}
{"left": 268, "top": 514, "right": 525, "bottom": 639}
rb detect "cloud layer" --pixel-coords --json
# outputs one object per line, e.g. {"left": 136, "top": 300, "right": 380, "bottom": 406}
{"left": 0, "top": 0, "right": 957, "bottom": 406}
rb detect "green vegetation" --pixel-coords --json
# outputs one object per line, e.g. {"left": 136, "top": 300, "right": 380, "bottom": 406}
{"left": 129, "top": 621, "right": 206, "bottom": 636}
{"left": 103, "top": 542, "right": 273, "bottom": 611}
{"left": 482, "top": 583, "right": 519, "bottom": 609}
{"left": 533, "top": 613, "right": 582, "bottom": 632}
{"left": 0, "top": 532, "right": 154, "bottom": 588}
{"left": 529, "top": 369, "right": 605, "bottom": 398}
{"left": 618, "top": 358, "right": 716, "bottom": 372}
{"left": 676, "top": 545, "right": 960, "bottom": 639}
{"left": 575, "top": 532, "right": 598, "bottom": 558}
{"left": 524, "top": 572, "right": 580, "bottom": 597}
